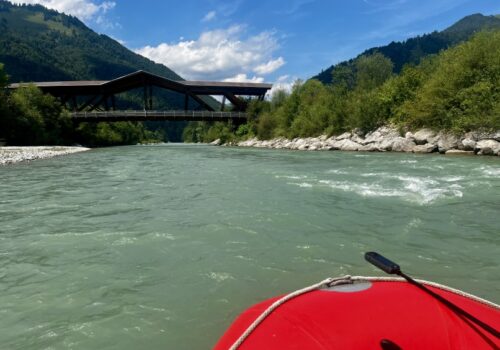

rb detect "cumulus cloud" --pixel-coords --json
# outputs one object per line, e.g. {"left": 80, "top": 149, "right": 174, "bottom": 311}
{"left": 9, "top": 0, "right": 115, "bottom": 21}
{"left": 135, "top": 25, "right": 285, "bottom": 81}
{"left": 253, "top": 57, "right": 285, "bottom": 75}
{"left": 223, "top": 74, "right": 265, "bottom": 83}
{"left": 202, "top": 10, "right": 217, "bottom": 22}
{"left": 267, "top": 75, "right": 299, "bottom": 98}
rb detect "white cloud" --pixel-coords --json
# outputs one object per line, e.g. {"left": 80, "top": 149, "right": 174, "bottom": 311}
{"left": 9, "top": 0, "right": 115, "bottom": 21}
{"left": 253, "top": 57, "right": 285, "bottom": 75}
{"left": 267, "top": 75, "right": 299, "bottom": 98}
{"left": 135, "top": 25, "right": 284, "bottom": 81}
{"left": 202, "top": 10, "right": 217, "bottom": 22}
{"left": 223, "top": 74, "right": 265, "bottom": 83}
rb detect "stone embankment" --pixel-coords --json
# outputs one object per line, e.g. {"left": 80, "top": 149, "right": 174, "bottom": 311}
{"left": 0, "top": 146, "right": 90, "bottom": 165}
{"left": 232, "top": 127, "right": 500, "bottom": 156}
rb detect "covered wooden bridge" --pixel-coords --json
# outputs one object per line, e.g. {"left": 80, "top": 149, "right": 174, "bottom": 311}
{"left": 8, "top": 71, "right": 272, "bottom": 122}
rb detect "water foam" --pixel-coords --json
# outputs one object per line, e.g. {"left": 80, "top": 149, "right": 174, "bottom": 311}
{"left": 478, "top": 166, "right": 500, "bottom": 177}
{"left": 289, "top": 182, "right": 313, "bottom": 188}
{"left": 317, "top": 174, "right": 463, "bottom": 204}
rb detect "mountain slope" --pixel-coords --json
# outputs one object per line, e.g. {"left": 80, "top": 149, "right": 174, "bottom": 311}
{"left": 312, "top": 13, "right": 500, "bottom": 84}
{"left": 0, "top": 1, "right": 182, "bottom": 83}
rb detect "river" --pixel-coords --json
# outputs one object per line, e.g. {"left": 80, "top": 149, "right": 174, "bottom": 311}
{"left": 0, "top": 144, "right": 499, "bottom": 349}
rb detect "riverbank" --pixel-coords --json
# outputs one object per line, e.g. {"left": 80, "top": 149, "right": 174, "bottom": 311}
{"left": 0, "top": 146, "right": 91, "bottom": 165}
{"left": 231, "top": 127, "right": 500, "bottom": 156}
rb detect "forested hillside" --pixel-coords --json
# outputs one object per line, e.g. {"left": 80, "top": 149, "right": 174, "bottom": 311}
{"left": 312, "top": 14, "right": 500, "bottom": 84}
{"left": 0, "top": 2, "right": 181, "bottom": 83}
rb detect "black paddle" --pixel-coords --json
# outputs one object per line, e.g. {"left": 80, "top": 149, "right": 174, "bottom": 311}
{"left": 364, "top": 252, "right": 500, "bottom": 339}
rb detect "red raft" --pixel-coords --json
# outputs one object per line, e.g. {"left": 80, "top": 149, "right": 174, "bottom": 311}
{"left": 214, "top": 277, "right": 500, "bottom": 350}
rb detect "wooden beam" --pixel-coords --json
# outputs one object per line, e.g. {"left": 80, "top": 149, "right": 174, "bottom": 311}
{"left": 224, "top": 92, "right": 246, "bottom": 111}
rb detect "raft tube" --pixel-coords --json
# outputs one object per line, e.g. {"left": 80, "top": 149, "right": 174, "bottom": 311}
{"left": 214, "top": 278, "right": 500, "bottom": 350}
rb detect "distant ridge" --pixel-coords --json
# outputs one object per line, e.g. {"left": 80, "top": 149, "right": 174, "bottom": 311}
{"left": 312, "top": 13, "right": 500, "bottom": 84}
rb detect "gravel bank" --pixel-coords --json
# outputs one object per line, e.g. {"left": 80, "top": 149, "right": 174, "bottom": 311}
{"left": 0, "top": 146, "right": 91, "bottom": 165}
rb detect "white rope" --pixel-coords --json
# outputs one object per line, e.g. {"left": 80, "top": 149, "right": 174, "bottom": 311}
{"left": 228, "top": 275, "right": 499, "bottom": 350}
{"left": 228, "top": 276, "right": 352, "bottom": 350}
{"left": 350, "top": 276, "right": 500, "bottom": 310}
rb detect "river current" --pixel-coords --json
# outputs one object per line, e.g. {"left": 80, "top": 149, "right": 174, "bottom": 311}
{"left": 0, "top": 144, "right": 499, "bottom": 349}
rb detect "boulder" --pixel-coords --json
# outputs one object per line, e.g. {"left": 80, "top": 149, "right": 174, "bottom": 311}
{"left": 475, "top": 131, "right": 500, "bottom": 141}
{"left": 492, "top": 131, "right": 500, "bottom": 142}
{"left": 363, "top": 126, "right": 400, "bottom": 145}
{"left": 475, "top": 139, "right": 500, "bottom": 155}
{"left": 335, "top": 132, "right": 352, "bottom": 141}
{"left": 210, "top": 139, "right": 221, "bottom": 146}
{"left": 437, "top": 132, "right": 460, "bottom": 153}
{"left": 391, "top": 138, "right": 417, "bottom": 152}
{"left": 461, "top": 138, "right": 476, "bottom": 151}
{"left": 405, "top": 131, "right": 415, "bottom": 140}
{"left": 413, "top": 143, "right": 438, "bottom": 154}
{"left": 413, "top": 129, "right": 437, "bottom": 145}
{"left": 331, "top": 139, "right": 361, "bottom": 151}
{"left": 351, "top": 134, "right": 365, "bottom": 144}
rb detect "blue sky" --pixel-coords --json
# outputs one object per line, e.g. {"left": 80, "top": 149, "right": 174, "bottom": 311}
{"left": 11, "top": 0, "right": 500, "bottom": 87}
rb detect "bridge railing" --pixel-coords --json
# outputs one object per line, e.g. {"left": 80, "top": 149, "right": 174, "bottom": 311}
{"left": 71, "top": 110, "right": 248, "bottom": 119}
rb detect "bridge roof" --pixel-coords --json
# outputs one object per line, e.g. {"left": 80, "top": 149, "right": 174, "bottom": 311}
{"left": 8, "top": 70, "right": 273, "bottom": 96}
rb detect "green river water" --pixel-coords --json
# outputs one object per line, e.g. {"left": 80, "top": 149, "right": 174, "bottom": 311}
{"left": 0, "top": 144, "right": 499, "bottom": 349}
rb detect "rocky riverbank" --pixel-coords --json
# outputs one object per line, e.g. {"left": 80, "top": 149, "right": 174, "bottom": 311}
{"left": 0, "top": 146, "right": 91, "bottom": 165}
{"left": 229, "top": 127, "right": 500, "bottom": 156}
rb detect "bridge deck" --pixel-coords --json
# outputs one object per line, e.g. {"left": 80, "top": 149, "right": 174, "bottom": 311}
{"left": 72, "top": 110, "right": 248, "bottom": 122}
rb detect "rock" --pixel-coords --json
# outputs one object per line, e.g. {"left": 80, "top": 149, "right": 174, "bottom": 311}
{"left": 352, "top": 128, "right": 364, "bottom": 136}
{"left": 335, "top": 132, "right": 352, "bottom": 141}
{"left": 210, "top": 139, "right": 221, "bottom": 146}
{"left": 461, "top": 138, "right": 476, "bottom": 151}
{"left": 445, "top": 150, "right": 475, "bottom": 155}
{"left": 492, "top": 131, "right": 500, "bottom": 142}
{"left": 391, "top": 138, "right": 417, "bottom": 152}
{"left": 237, "top": 138, "right": 252, "bottom": 147}
{"left": 332, "top": 139, "right": 362, "bottom": 151}
{"left": 413, "top": 129, "right": 437, "bottom": 145}
{"left": 363, "top": 126, "right": 400, "bottom": 145}
{"left": 405, "top": 131, "right": 415, "bottom": 140}
{"left": 413, "top": 143, "right": 438, "bottom": 153}
{"left": 351, "top": 134, "right": 365, "bottom": 144}
{"left": 475, "top": 131, "right": 500, "bottom": 141}
{"left": 437, "top": 132, "right": 460, "bottom": 153}
{"left": 475, "top": 139, "right": 500, "bottom": 155}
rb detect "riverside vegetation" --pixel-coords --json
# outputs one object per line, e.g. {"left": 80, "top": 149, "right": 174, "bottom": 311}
{"left": 184, "top": 30, "right": 500, "bottom": 156}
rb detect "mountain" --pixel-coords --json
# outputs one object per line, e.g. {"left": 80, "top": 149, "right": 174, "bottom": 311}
{"left": 312, "top": 13, "right": 500, "bottom": 84}
{"left": 0, "top": 1, "right": 181, "bottom": 83}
